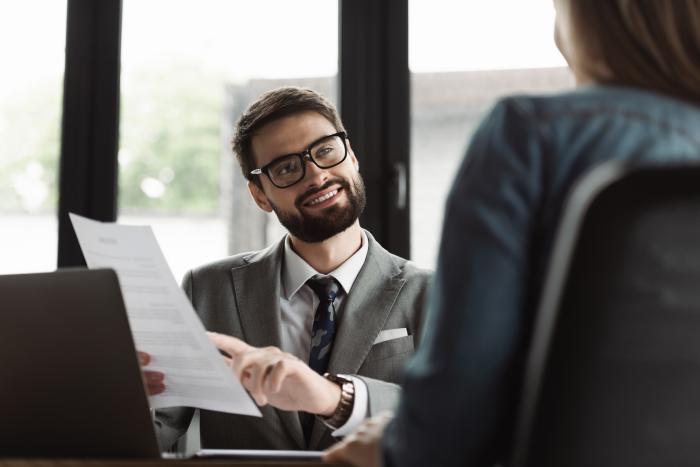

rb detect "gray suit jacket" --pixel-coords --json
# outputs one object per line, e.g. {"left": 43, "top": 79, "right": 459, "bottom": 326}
{"left": 155, "top": 231, "right": 431, "bottom": 450}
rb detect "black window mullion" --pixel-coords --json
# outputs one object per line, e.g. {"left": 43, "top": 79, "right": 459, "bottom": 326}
{"left": 340, "top": 0, "right": 410, "bottom": 258}
{"left": 57, "top": 0, "right": 123, "bottom": 268}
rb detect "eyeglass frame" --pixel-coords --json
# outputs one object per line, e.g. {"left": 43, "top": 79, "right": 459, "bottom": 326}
{"left": 249, "top": 131, "right": 349, "bottom": 188}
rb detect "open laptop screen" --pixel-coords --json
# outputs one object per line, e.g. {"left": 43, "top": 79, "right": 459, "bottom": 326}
{"left": 0, "top": 268, "right": 161, "bottom": 458}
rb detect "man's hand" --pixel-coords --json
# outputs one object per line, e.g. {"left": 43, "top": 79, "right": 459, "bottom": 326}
{"left": 208, "top": 332, "right": 341, "bottom": 415}
{"left": 138, "top": 351, "right": 166, "bottom": 396}
{"left": 323, "top": 411, "right": 393, "bottom": 467}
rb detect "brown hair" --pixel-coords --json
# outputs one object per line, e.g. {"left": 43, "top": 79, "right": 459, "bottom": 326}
{"left": 232, "top": 86, "right": 345, "bottom": 185}
{"left": 565, "top": 0, "right": 700, "bottom": 104}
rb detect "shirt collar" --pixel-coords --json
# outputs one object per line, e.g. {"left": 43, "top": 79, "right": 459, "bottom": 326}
{"left": 282, "top": 230, "right": 369, "bottom": 300}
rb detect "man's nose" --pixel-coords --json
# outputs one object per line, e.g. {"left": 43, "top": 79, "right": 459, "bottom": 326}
{"left": 302, "top": 156, "right": 329, "bottom": 184}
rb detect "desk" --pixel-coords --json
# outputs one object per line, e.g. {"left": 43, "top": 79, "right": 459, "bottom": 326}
{"left": 0, "top": 461, "right": 346, "bottom": 467}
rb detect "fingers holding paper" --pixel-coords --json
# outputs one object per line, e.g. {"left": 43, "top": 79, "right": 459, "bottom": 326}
{"left": 138, "top": 351, "right": 166, "bottom": 396}
{"left": 208, "top": 332, "right": 340, "bottom": 415}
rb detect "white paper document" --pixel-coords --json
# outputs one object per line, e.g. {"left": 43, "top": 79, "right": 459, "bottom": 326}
{"left": 69, "top": 213, "right": 260, "bottom": 417}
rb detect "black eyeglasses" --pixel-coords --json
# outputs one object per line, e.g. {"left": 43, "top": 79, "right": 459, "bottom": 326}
{"left": 250, "top": 131, "right": 348, "bottom": 188}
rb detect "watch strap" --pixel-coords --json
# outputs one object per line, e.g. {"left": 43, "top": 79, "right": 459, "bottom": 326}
{"left": 319, "top": 373, "right": 355, "bottom": 429}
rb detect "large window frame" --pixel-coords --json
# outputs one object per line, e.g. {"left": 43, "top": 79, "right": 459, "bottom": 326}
{"left": 56, "top": 0, "right": 411, "bottom": 267}
{"left": 58, "top": 0, "right": 122, "bottom": 267}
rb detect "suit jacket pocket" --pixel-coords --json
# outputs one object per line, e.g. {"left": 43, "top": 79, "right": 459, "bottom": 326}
{"left": 357, "top": 335, "right": 414, "bottom": 382}
{"left": 364, "top": 334, "right": 414, "bottom": 363}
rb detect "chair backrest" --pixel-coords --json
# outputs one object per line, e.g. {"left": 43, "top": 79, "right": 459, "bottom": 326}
{"left": 510, "top": 162, "right": 700, "bottom": 467}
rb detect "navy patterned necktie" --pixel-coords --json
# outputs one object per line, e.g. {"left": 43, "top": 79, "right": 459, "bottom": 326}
{"left": 306, "top": 275, "right": 341, "bottom": 375}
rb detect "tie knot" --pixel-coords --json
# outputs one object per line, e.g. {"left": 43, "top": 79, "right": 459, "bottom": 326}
{"left": 307, "top": 275, "right": 340, "bottom": 302}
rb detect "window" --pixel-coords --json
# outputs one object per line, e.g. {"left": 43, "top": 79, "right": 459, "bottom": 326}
{"left": 409, "top": 0, "right": 574, "bottom": 268}
{"left": 120, "top": 0, "right": 338, "bottom": 282}
{"left": 0, "top": 1, "right": 67, "bottom": 274}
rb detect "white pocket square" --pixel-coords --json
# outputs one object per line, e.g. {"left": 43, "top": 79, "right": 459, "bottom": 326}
{"left": 373, "top": 328, "right": 408, "bottom": 345}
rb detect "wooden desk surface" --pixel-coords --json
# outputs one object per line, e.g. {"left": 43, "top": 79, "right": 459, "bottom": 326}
{"left": 0, "top": 461, "right": 346, "bottom": 467}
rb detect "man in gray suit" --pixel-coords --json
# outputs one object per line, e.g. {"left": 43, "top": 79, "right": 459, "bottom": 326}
{"left": 143, "top": 86, "right": 431, "bottom": 451}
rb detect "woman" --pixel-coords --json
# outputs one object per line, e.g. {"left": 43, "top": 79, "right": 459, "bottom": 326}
{"left": 325, "top": 1, "right": 700, "bottom": 466}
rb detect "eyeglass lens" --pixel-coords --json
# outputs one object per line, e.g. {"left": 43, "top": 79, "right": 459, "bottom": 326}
{"left": 268, "top": 134, "right": 346, "bottom": 187}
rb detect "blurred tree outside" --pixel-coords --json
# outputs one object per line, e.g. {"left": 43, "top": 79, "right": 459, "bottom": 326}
{"left": 0, "top": 80, "right": 62, "bottom": 213}
{"left": 1, "top": 59, "right": 226, "bottom": 216}
{"left": 119, "top": 59, "right": 223, "bottom": 215}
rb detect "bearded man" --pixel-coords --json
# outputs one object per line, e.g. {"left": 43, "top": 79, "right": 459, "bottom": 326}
{"left": 144, "top": 87, "right": 431, "bottom": 451}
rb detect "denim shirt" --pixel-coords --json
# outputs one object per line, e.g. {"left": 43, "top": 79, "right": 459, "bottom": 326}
{"left": 384, "top": 85, "right": 700, "bottom": 467}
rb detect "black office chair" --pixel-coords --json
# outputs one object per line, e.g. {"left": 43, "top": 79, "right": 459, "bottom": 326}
{"left": 510, "top": 161, "right": 700, "bottom": 467}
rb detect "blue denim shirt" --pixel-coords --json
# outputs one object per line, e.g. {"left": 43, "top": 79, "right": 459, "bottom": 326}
{"left": 384, "top": 85, "right": 700, "bottom": 467}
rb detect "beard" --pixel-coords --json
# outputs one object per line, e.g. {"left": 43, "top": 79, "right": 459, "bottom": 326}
{"left": 270, "top": 174, "right": 367, "bottom": 243}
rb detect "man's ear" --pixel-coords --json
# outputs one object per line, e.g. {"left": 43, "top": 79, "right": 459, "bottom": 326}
{"left": 248, "top": 181, "right": 274, "bottom": 213}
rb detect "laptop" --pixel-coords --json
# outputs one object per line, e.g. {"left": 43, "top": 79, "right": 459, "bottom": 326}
{"left": 0, "top": 268, "right": 162, "bottom": 458}
{"left": 0, "top": 268, "right": 324, "bottom": 461}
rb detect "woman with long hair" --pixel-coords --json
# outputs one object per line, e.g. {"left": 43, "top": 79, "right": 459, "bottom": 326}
{"left": 325, "top": 1, "right": 700, "bottom": 465}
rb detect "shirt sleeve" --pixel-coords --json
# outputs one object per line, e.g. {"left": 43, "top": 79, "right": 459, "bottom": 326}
{"left": 383, "top": 97, "right": 549, "bottom": 467}
{"left": 329, "top": 374, "right": 369, "bottom": 437}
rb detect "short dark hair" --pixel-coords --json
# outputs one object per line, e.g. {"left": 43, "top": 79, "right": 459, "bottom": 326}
{"left": 232, "top": 86, "right": 345, "bottom": 186}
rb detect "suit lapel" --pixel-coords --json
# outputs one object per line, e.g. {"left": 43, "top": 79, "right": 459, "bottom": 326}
{"left": 327, "top": 232, "right": 406, "bottom": 374}
{"left": 230, "top": 239, "right": 306, "bottom": 449}
{"left": 309, "top": 232, "right": 406, "bottom": 448}
{"left": 231, "top": 240, "right": 284, "bottom": 349}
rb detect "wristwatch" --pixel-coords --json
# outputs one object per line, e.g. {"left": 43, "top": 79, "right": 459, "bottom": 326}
{"left": 319, "top": 373, "right": 355, "bottom": 429}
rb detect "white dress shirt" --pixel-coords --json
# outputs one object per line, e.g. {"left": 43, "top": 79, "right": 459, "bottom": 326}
{"left": 279, "top": 230, "right": 369, "bottom": 437}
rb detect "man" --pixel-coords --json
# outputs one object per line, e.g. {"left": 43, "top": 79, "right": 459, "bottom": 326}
{"left": 144, "top": 86, "right": 431, "bottom": 451}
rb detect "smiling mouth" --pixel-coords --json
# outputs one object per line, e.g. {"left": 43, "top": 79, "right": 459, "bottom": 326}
{"left": 304, "top": 188, "right": 341, "bottom": 207}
